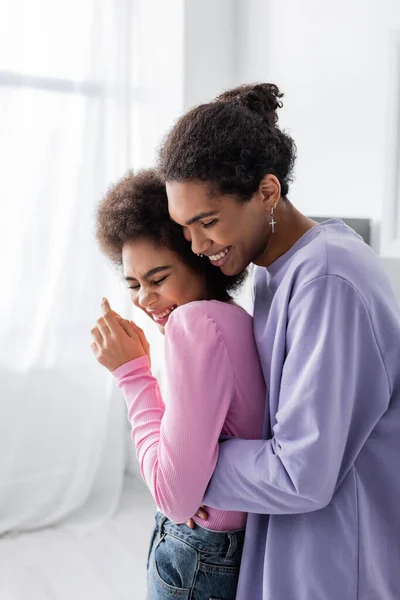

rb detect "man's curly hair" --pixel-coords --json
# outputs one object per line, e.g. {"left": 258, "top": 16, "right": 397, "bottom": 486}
{"left": 95, "top": 169, "right": 246, "bottom": 300}
{"left": 158, "top": 83, "right": 296, "bottom": 200}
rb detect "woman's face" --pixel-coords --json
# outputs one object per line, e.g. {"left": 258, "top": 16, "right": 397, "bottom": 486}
{"left": 122, "top": 238, "right": 208, "bottom": 332}
{"left": 166, "top": 180, "right": 271, "bottom": 276}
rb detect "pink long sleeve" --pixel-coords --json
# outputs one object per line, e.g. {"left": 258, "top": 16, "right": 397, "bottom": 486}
{"left": 112, "top": 304, "right": 235, "bottom": 525}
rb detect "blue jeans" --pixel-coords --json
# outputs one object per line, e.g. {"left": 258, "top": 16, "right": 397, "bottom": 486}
{"left": 146, "top": 511, "right": 245, "bottom": 600}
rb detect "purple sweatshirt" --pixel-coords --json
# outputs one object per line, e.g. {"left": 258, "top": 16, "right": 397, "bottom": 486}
{"left": 203, "top": 219, "right": 400, "bottom": 600}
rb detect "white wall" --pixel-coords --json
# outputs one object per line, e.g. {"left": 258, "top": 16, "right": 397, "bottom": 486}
{"left": 131, "top": 0, "right": 185, "bottom": 168}
{"left": 382, "top": 258, "right": 400, "bottom": 302}
{"left": 235, "top": 0, "right": 272, "bottom": 83}
{"left": 183, "top": 0, "right": 237, "bottom": 109}
{"left": 132, "top": 0, "right": 239, "bottom": 165}
{"left": 234, "top": 0, "right": 400, "bottom": 221}
{"left": 130, "top": 1, "right": 400, "bottom": 303}
{"left": 133, "top": 0, "right": 400, "bottom": 229}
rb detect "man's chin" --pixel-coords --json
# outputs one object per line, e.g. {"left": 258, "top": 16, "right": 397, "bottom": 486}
{"left": 221, "top": 266, "right": 238, "bottom": 277}
{"left": 220, "top": 259, "right": 244, "bottom": 277}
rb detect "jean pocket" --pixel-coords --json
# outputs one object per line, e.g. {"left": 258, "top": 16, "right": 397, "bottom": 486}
{"left": 152, "top": 532, "right": 197, "bottom": 592}
{"left": 146, "top": 525, "right": 158, "bottom": 571}
{"left": 196, "top": 561, "right": 240, "bottom": 600}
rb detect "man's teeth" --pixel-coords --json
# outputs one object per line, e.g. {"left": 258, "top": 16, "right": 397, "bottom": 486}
{"left": 209, "top": 247, "right": 229, "bottom": 261}
{"left": 154, "top": 305, "right": 176, "bottom": 319}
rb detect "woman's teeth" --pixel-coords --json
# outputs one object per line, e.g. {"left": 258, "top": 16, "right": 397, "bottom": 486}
{"left": 153, "top": 305, "right": 176, "bottom": 320}
{"left": 209, "top": 247, "right": 230, "bottom": 261}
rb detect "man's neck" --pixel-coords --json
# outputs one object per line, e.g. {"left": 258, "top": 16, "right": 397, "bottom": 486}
{"left": 256, "top": 200, "right": 318, "bottom": 268}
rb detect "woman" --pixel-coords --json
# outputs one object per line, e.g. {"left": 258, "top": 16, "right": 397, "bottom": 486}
{"left": 90, "top": 169, "right": 266, "bottom": 600}
{"left": 158, "top": 84, "right": 400, "bottom": 599}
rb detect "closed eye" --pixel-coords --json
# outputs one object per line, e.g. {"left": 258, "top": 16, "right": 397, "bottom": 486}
{"left": 151, "top": 276, "right": 168, "bottom": 286}
{"left": 201, "top": 219, "right": 218, "bottom": 229}
{"left": 128, "top": 275, "right": 168, "bottom": 291}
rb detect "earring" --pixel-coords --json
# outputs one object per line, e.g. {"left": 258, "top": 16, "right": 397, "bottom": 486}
{"left": 270, "top": 206, "right": 276, "bottom": 233}
{"left": 197, "top": 254, "right": 204, "bottom": 257}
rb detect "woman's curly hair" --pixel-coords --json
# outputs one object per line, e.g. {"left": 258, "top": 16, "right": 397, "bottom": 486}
{"left": 95, "top": 169, "right": 246, "bottom": 300}
{"left": 158, "top": 83, "right": 296, "bottom": 200}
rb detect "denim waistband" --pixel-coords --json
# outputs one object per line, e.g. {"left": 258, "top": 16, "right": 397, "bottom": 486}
{"left": 155, "top": 511, "right": 245, "bottom": 557}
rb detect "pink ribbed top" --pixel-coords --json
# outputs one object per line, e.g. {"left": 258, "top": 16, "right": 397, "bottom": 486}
{"left": 112, "top": 300, "right": 266, "bottom": 531}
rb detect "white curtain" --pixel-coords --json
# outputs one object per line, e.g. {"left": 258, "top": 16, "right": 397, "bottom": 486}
{"left": 0, "top": 0, "right": 139, "bottom": 533}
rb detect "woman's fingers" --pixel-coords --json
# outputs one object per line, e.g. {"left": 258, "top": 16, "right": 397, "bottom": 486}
{"left": 132, "top": 322, "right": 150, "bottom": 351}
{"left": 118, "top": 318, "right": 136, "bottom": 337}
{"left": 96, "top": 316, "right": 110, "bottom": 340}
{"left": 128, "top": 320, "right": 149, "bottom": 347}
{"left": 91, "top": 302, "right": 149, "bottom": 371}
{"left": 122, "top": 320, "right": 146, "bottom": 346}
{"left": 129, "top": 321, "right": 151, "bottom": 365}
{"left": 128, "top": 319, "right": 143, "bottom": 334}
{"left": 95, "top": 300, "right": 150, "bottom": 363}
{"left": 90, "top": 325, "right": 103, "bottom": 346}
{"left": 101, "top": 298, "right": 121, "bottom": 336}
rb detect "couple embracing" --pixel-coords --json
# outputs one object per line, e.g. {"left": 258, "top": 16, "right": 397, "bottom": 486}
{"left": 91, "top": 84, "right": 400, "bottom": 600}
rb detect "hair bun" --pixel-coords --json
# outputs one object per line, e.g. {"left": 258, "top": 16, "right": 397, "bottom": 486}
{"left": 215, "top": 83, "right": 283, "bottom": 126}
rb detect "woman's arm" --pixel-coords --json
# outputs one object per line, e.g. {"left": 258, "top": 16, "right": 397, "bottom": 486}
{"left": 202, "top": 275, "right": 391, "bottom": 514}
{"left": 113, "top": 304, "right": 235, "bottom": 523}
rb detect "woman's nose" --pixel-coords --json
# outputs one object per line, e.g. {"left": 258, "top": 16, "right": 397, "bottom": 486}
{"left": 138, "top": 287, "right": 156, "bottom": 308}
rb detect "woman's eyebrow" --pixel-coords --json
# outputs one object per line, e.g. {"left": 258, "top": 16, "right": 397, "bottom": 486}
{"left": 124, "top": 265, "right": 172, "bottom": 281}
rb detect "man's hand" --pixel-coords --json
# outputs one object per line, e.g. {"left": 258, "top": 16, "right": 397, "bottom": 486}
{"left": 185, "top": 506, "right": 209, "bottom": 529}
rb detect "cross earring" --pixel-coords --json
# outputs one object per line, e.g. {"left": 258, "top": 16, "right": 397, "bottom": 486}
{"left": 270, "top": 206, "right": 276, "bottom": 233}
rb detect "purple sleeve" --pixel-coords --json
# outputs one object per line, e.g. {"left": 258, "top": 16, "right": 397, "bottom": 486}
{"left": 203, "top": 275, "right": 390, "bottom": 514}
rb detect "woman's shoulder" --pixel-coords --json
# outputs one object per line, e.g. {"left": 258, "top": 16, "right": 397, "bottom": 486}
{"left": 173, "top": 299, "right": 251, "bottom": 321}
{"left": 165, "top": 300, "right": 258, "bottom": 368}
{"left": 166, "top": 300, "right": 252, "bottom": 335}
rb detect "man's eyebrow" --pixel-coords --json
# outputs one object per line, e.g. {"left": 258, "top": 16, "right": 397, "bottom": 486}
{"left": 124, "top": 265, "right": 172, "bottom": 281}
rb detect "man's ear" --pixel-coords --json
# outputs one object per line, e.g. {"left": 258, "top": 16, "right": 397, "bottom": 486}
{"left": 258, "top": 174, "right": 281, "bottom": 211}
